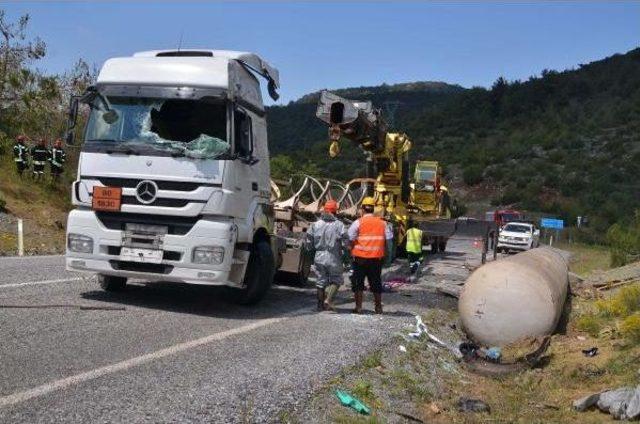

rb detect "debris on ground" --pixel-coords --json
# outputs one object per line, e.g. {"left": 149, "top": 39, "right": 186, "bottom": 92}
{"left": 399, "top": 345, "right": 407, "bottom": 353}
{"left": 335, "top": 389, "right": 370, "bottom": 415}
{"left": 583, "top": 261, "right": 640, "bottom": 290}
{"left": 573, "top": 384, "right": 640, "bottom": 420}
{"left": 581, "top": 347, "right": 598, "bottom": 357}
{"left": 408, "top": 315, "right": 463, "bottom": 359}
{"left": 457, "top": 397, "right": 490, "bottom": 413}
{"left": 463, "top": 336, "right": 551, "bottom": 376}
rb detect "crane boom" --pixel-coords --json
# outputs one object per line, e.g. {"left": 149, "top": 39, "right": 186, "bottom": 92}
{"left": 316, "top": 91, "right": 411, "bottom": 216}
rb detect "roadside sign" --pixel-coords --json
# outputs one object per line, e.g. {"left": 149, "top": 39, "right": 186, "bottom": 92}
{"left": 541, "top": 218, "right": 564, "bottom": 229}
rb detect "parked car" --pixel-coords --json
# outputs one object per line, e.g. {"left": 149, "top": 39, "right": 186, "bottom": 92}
{"left": 497, "top": 222, "right": 540, "bottom": 253}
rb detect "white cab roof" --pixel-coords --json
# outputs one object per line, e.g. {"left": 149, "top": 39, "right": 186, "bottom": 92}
{"left": 97, "top": 56, "right": 230, "bottom": 88}
{"left": 97, "top": 49, "right": 278, "bottom": 90}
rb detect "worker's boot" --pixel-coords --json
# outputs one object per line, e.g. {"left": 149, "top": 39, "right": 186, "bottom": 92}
{"left": 374, "top": 293, "right": 383, "bottom": 314}
{"left": 352, "top": 291, "right": 363, "bottom": 314}
{"left": 317, "top": 288, "right": 325, "bottom": 311}
{"left": 323, "top": 284, "right": 339, "bottom": 311}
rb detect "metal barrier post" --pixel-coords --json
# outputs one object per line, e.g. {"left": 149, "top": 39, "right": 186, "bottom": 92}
{"left": 17, "top": 219, "right": 24, "bottom": 256}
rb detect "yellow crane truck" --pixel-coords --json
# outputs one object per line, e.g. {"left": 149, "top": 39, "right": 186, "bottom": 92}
{"left": 315, "top": 91, "right": 455, "bottom": 254}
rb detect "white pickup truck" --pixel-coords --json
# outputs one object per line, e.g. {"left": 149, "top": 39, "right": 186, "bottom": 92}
{"left": 497, "top": 222, "right": 540, "bottom": 253}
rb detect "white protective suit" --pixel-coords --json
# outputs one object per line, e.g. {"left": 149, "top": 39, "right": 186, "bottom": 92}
{"left": 306, "top": 213, "right": 348, "bottom": 289}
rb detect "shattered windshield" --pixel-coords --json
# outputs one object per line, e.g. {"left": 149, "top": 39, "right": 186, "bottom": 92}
{"left": 85, "top": 96, "right": 230, "bottom": 159}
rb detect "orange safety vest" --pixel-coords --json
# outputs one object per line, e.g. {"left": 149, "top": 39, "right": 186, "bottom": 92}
{"left": 352, "top": 215, "right": 386, "bottom": 259}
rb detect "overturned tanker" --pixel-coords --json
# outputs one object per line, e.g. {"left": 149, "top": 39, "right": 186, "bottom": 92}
{"left": 459, "top": 248, "right": 569, "bottom": 346}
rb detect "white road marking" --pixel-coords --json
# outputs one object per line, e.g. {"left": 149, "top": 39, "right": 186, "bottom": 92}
{"left": 0, "top": 314, "right": 293, "bottom": 408}
{"left": 0, "top": 277, "right": 84, "bottom": 289}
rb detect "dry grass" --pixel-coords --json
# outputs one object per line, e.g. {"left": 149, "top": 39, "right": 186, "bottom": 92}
{"left": 556, "top": 241, "right": 612, "bottom": 276}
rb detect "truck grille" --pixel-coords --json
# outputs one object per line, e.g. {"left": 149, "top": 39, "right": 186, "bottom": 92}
{"left": 88, "top": 177, "right": 217, "bottom": 192}
{"left": 120, "top": 196, "right": 192, "bottom": 208}
{"left": 96, "top": 212, "right": 199, "bottom": 235}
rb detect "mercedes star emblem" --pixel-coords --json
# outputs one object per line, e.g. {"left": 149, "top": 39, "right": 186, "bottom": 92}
{"left": 135, "top": 180, "right": 158, "bottom": 204}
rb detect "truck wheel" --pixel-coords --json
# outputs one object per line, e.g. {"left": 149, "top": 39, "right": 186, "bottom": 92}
{"left": 438, "top": 241, "right": 447, "bottom": 252}
{"left": 98, "top": 274, "right": 127, "bottom": 291}
{"left": 232, "top": 241, "right": 275, "bottom": 305}
{"left": 431, "top": 242, "right": 439, "bottom": 253}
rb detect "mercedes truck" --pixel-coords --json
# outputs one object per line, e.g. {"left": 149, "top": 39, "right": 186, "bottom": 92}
{"left": 64, "top": 49, "right": 284, "bottom": 304}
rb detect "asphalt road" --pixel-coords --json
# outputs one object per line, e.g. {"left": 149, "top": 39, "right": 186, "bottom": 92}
{"left": 0, "top": 241, "right": 476, "bottom": 423}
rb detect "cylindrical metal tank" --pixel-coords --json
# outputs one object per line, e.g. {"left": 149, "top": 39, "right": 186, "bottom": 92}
{"left": 459, "top": 247, "right": 569, "bottom": 346}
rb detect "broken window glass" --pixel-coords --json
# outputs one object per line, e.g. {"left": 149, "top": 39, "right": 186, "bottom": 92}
{"left": 85, "top": 96, "right": 230, "bottom": 159}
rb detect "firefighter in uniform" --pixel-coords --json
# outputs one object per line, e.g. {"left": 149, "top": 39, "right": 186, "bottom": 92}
{"left": 406, "top": 220, "right": 424, "bottom": 275}
{"left": 13, "top": 135, "right": 29, "bottom": 177}
{"left": 348, "top": 197, "right": 393, "bottom": 314}
{"left": 31, "top": 138, "right": 50, "bottom": 181}
{"left": 50, "top": 138, "right": 66, "bottom": 182}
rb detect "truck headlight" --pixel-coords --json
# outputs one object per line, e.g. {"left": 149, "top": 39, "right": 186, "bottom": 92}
{"left": 67, "top": 233, "right": 94, "bottom": 253}
{"left": 192, "top": 246, "right": 225, "bottom": 265}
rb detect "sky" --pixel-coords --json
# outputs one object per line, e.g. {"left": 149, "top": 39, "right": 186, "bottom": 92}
{"left": 2, "top": 1, "right": 639, "bottom": 104}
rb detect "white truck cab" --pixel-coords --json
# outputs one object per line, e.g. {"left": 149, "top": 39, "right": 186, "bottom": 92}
{"left": 65, "top": 49, "right": 281, "bottom": 304}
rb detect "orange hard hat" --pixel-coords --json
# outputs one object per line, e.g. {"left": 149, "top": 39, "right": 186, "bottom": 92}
{"left": 324, "top": 199, "right": 338, "bottom": 213}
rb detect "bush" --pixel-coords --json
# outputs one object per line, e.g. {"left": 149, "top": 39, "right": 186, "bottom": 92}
{"left": 620, "top": 313, "right": 640, "bottom": 344}
{"left": 576, "top": 314, "right": 602, "bottom": 337}
{"left": 607, "top": 210, "right": 640, "bottom": 266}
{"left": 462, "top": 164, "right": 484, "bottom": 185}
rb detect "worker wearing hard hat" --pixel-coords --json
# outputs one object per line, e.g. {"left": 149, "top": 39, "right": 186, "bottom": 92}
{"left": 13, "top": 135, "right": 29, "bottom": 177}
{"left": 405, "top": 220, "right": 424, "bottom": 275}
{"left": 306, "top": 199, "right": 348, "bottom": 311}
{"left": 348, "top": 196, "right": 393, "bottom": 314}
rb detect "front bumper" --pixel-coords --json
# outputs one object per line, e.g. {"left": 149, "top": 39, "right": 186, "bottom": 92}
{"left": 65, "top": 209, "right": 241, "bottom": 286}
{"left": 497, "top": 240, "right": 531, "bottom": 251}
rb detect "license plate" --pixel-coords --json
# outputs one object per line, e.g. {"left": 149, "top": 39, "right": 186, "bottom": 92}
{"left": 120, "top": 247, "right": 163, "bottom": 263}
{"left": 92, "top": 186, "right": 122, "bottom": 212}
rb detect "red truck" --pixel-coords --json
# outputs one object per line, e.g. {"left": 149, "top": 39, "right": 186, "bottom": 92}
{"left": 485, "top": 209, "right": 524, "bottom": 228}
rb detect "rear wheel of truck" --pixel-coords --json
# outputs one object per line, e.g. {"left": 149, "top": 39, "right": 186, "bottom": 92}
{"left": 98, "top": 274, "right": 127, "bottom": 291}
{"left": 232, "top": 241, "right": 275, "bottom": 305}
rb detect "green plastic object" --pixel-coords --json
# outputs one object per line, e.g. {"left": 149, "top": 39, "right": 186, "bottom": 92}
{"left": 335, "top": 389, "right": 371, "bottom": 415}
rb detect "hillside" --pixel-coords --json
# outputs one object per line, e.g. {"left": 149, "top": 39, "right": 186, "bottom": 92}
{"left": 267, "top": 48, "right": 640, "bottom": 235}
{"left": 0, "top": 142, "right": 72, "bottom": 255}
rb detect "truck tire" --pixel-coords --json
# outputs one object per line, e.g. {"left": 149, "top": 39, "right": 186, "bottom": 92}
{"left": 232, "top": 241, "right": 275, "bottom": 305}
{"left": 438, "top": 240, "right": 447, "bottom": 253}
{"left": 98, "top": 274, "right": 127, "bottom": 292}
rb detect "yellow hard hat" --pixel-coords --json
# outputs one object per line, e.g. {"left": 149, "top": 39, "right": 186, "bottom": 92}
{"left": 362, "top": 197, "right": 375, "bottom": 207}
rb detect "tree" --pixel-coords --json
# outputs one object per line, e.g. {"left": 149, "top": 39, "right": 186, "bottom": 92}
{"left": 0, "top": 11, "right": 45, "bottom": 108}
